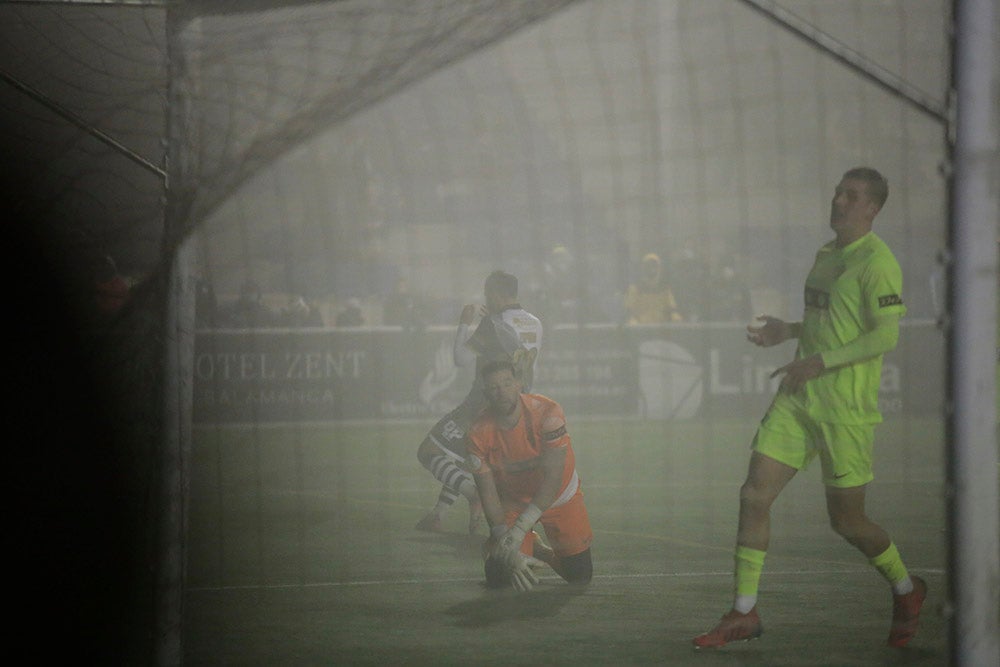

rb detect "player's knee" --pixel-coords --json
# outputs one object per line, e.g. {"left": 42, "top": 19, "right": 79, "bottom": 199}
{"left": 559, "top": 549, "right": 593, "bottom": 585}
{"left": 416, "top": 439, "right": 435, "bottom": 467}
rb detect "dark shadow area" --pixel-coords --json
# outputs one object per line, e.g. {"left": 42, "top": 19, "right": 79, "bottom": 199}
{"left": 445, "top": 583, "right": 589, "bottom": 628}
{"left": 9, "top": 216, "right": 161, "bottom": 665}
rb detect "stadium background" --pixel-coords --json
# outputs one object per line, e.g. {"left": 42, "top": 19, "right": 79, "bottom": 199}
{"left": 2, "top": 1, "right": 995, "bottom": 665}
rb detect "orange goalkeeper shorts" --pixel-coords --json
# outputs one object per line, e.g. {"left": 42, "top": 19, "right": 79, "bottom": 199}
{"left": 505, "top": 489, "right": 593, "bottom": 558}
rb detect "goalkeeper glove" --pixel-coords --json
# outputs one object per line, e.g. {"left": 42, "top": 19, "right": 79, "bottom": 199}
{"left": 491, "top": 503, "right": 542, "bottom": 563}
{"left": 483, "top": 524, "right": 508, "bottom": 561}
{"left": 508, "top": 553, "right": 545, "bottom": 592}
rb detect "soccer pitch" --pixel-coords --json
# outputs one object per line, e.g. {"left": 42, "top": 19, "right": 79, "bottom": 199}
{"left": 185, "top": 417, "right": 946, "bottom": 665}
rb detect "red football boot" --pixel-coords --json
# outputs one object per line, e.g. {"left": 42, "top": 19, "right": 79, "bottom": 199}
{"left": 888, "top": 575, "right": 927, "bottom": 648}
{"left": 692, "top": 607, "right": 763, "bottom": 648}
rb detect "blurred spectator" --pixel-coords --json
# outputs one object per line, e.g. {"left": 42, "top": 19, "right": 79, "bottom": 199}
{"left": 382, "top": 277, "right": 429, "bottom": 329}
{"left": 195, "top": 278, "right": 218, "bottom": 328}
{"left": 534, "top": 245, "right": 605, "bottom": 325}
{"left": 335, "top": 297, "right": 365, "bottom": 327}
{"left": 669, "top": 240, "right": 711, "bottom": 321}
{"left": 624, "top": 252, "right": 683, "bottom": 324}
{"left": 282, "top": 295, "right": 324, "bottom": 327}
{"left": 93, "top": 254, "right": 130, "bottom": 320}
{"left": 217, "top": 279, "right": 277, "bottom": 328}
{"left": 704, "top": 263, "right": 753, "bottom": 322}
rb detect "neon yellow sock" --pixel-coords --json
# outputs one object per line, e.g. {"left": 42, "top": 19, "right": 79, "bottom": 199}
{"left": 734, "top": 545, "right": 767, "bottom": 597}
{"left": 870, "top": 542, "right": 910, "bottom": 586}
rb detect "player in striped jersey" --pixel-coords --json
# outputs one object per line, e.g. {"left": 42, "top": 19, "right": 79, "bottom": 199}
{"left": 415, "top": 270, "right": 543, "bottom": 534}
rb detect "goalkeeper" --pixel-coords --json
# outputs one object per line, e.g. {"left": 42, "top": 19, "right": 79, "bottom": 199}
{"left": 465, "top": 359, "right": 593, "bottom": 591}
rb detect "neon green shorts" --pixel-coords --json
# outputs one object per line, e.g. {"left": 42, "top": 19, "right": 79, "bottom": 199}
{"left": 751, "top": 392, "right": 876, "bottom": 488}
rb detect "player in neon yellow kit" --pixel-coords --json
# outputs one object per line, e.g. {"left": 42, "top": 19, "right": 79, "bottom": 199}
{"left": 692, "top": 167, "right": 926, "bottom": 649}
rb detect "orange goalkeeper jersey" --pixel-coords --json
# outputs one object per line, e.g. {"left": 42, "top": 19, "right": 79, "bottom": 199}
{"left": 466, "top": 393, "right": 577, "bottom": 506}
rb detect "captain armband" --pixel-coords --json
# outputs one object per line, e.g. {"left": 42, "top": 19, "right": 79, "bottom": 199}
{"left": 542, "top": 425, "right": 567, "bottom": 442}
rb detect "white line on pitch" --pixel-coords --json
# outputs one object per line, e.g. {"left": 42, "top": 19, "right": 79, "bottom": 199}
{"left": 186, "top": 567, "right": 943, "bottom": 593}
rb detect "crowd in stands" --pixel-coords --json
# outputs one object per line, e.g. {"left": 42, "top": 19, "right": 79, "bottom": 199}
{"left": 525, "top": 241, "right": 753, "bottom": 327}
{"left": 194, "top": 236, "right": 755, "bottom": 330}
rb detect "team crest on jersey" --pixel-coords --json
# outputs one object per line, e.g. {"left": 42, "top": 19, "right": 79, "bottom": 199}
{"left": 878, "top": 294, "right": 903, "bottom": 308}
{"left": 804, "top": 287, "right": 830, "bottom": 309}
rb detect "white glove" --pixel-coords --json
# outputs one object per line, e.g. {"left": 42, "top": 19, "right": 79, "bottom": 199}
{"left": 491, "top": 504, "right": 542, "bottom": 563}
{"left": 508, "top": 553, "right": 545, "bottom": 592}
{"left": 484, "top": 524, "right": 509, "bottom": 561}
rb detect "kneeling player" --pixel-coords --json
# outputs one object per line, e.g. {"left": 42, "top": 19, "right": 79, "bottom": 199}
{"left": 466, "top": 360, "right": 593, "bottom": 591}
{"left": 414, "top": 270, "right": 542, "bottom": 534}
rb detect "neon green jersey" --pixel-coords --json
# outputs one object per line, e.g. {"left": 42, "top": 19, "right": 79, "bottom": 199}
{"left": 798, "top": 232, "right": 906, "bottom": 424}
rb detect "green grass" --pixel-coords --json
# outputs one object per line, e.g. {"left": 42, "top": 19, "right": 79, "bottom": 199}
{"left": 185, "top": 417, "right": 947, "bottom": 665}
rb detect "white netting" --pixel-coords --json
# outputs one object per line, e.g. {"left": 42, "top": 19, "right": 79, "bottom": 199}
{"left": 1, "top": 2, "right": 167, "bottom": 274}
{"left": 192, "top": 0, "right": 948, "bottom": 324}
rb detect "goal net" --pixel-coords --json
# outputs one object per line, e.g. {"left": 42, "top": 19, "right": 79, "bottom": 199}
{"left": 4, "top": 1, "right": 983, "bottom": 664}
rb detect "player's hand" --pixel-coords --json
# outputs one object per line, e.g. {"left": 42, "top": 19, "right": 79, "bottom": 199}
{"left": 490, "top": 524, "right": 528, "bottom": 563}
{"left": 771, "top": 353, "right": 825, "bottom": 392}
{"left": 491, "top": 504, "right": 541, "bottom": 562}
{"left": 483, "top": 524, "right": 507, "bottom": 561}
{"left": 508, "top": 553, "right": 544, "bottom": 592}
{"left": 459, "top": 304, "right": 479, "bottom": 325}
{"left": 747, "top": 315, "right": 790, "bottom": 347}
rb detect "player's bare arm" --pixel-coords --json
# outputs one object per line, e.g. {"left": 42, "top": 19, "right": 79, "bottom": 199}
{"left": 530, "top": 445, "right": 568, "bottom": 512}
{"left": 475, "top": 464, "right": 543, "bottom": 591}
{"left": 747, "top": 315, "right": 802, "bottom": 347}
{"left": 472, "top": 467, "right": 506, "bottom": 532}
{"left": 459, "top": 304, "right": 484, "bottom": 325}
{"left": 474, "top": 466, "right": 521, "bottom": 563}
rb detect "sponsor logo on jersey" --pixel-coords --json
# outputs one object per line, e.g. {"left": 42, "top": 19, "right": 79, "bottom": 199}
{"left": 804, "top": 287, "right": 830, "bottom": 309}
{"left": 442, "top": 419, "right": 465, "bottom": 442}
{"left": 878, "top": 294, "right": 903, "bottom": 308}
